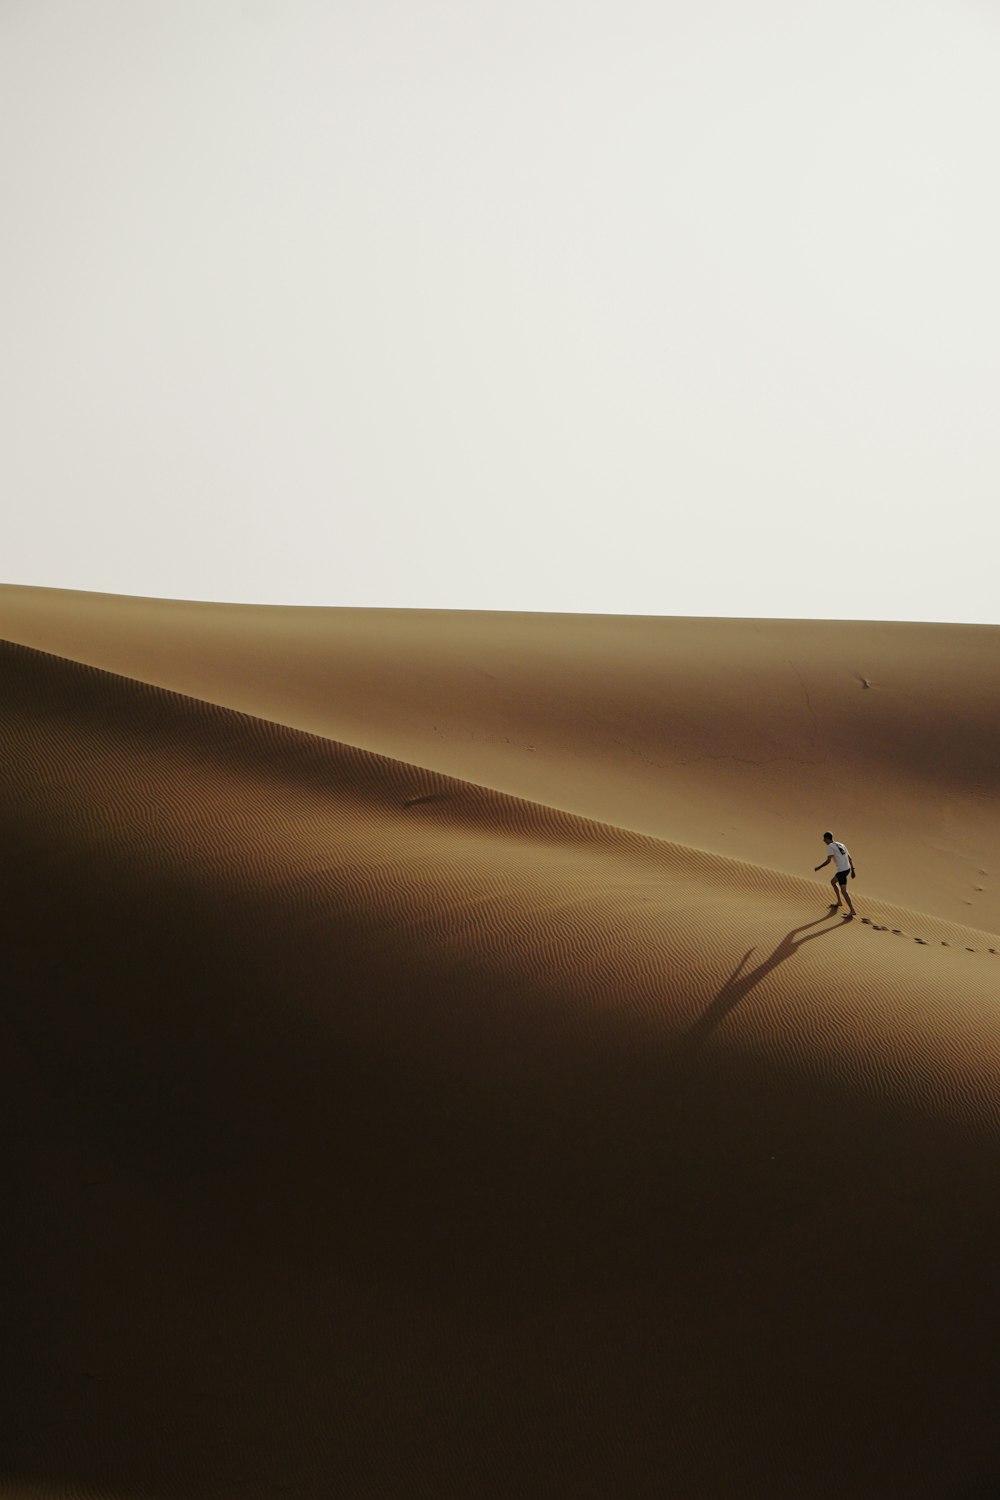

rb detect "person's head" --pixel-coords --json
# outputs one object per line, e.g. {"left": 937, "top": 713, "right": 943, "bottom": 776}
{"left": 822, "top": 831, "right": 833, "bottom": 843}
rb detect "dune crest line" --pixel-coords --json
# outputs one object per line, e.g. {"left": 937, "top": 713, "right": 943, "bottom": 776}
{"left": 2, "top": 584, "right": 998, "bottom": 926}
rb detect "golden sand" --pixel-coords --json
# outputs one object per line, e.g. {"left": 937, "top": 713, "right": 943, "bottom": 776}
{"left": 2, "top": 583, "right": 999, "bottom": 1497}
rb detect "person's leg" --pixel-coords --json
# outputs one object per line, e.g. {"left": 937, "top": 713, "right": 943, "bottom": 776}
{"left": 830, "top": 874, "right": 843, "bottom": 907}
{"left": 842, "top": 877, "right": 856, "bottom": 916}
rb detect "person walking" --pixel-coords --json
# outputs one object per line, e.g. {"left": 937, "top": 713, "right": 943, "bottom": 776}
{"left": 815, "top": 831, "right": 857, "bottom": 917}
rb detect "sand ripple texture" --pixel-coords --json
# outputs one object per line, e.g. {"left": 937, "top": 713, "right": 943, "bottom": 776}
{"left": 2, "top": 636, "right": 1000, "bottom": 1500}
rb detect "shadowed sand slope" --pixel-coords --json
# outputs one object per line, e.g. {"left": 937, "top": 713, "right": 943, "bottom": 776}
{"left": 2, "top": 633, "right": 1000, "bottom": 1499}
{"left": 2, "top": 584, "right": 999, "bottom": 925}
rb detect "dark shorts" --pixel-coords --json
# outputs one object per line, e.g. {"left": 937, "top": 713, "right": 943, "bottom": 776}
{"left": 834, "top": 870, "right": 849, "bottom": 885}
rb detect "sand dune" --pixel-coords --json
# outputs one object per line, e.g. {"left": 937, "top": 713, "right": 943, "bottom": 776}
{"left": 2, "top": 591, "right": 1000, "bottom": 1498}
{"left": 2, "top": 582, "right": 999, "bottom": 926}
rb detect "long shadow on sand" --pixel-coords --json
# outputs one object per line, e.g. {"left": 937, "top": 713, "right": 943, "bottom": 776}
{"left": 675, "top": 910, "right": 850, "bottom": 1060}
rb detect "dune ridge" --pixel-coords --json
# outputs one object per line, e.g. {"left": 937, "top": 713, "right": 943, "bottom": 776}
{"left": 3, "top": 605, "right": 1000, "bottom": 1498}
{"left": 2, "top": 583, "right": 998, "bottom": 926}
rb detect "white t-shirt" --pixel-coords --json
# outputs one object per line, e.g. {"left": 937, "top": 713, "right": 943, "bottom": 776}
{"left": 827, "top": 840, "right": 851, "bottom": 873}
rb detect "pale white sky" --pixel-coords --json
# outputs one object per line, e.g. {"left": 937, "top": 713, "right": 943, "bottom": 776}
{"left": 3, "top": 0, "right": 999, "bottom": 621}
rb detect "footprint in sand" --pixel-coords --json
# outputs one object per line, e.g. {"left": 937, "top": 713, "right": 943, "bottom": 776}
{"left": 858, "top": 922, "right": 987, "bottom": 954}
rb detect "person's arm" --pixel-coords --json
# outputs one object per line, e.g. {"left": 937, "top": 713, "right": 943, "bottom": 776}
{"left": 850, "top": 858, "right": 856, "bottom": 879}
{"left": 815, "top": 855, "right": 831, "bottom": 871}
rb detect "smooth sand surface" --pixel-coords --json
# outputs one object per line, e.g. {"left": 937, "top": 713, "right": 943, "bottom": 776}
{"left": 2, "top": 584, "right": 999, "bottom": 1498}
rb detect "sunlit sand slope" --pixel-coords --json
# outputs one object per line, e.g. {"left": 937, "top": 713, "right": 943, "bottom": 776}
{"left": 2, "top": 635, "right": 1000, "bottom": 1499}
{"left": 1, "top": 584, "right": 998, "bottom": 925}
